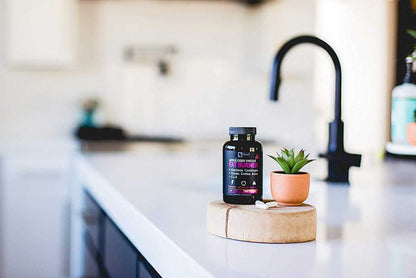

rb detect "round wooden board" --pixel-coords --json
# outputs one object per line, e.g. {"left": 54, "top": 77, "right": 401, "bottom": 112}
{"left": 207, "top": 201, "right": 316, "bottom": 243}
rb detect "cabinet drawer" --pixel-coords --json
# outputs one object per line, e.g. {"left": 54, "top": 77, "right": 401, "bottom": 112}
{"left": 82, "top": 190, "right": 103, "bottom": 250}
{"left": 82, "top": 231, "right": 100, "bottom": 278}
{"left": 103, "top": 217, "right": 138, "bottom": 278}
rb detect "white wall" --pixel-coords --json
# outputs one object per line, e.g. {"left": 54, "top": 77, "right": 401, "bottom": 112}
{"left": 0, "top": 0, "right": 317, "bottom": 148}
{"left": 314, "top": 0, "right": 397, "bottom": 156}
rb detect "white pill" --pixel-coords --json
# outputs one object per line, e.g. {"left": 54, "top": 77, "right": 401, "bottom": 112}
{"left": 266, "top": 201, "right": 278, "bottom": 208}
{"left": 255, "top": 200, "right": 268, "bottom": 210}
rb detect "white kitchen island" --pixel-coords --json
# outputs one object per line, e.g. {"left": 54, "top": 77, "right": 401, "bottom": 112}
{"left": 71, "top": 143, "right": 416, "bottom": 278}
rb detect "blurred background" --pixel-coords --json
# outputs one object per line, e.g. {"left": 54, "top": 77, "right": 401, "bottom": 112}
{"left": 0, "top": 0, "right": 415, "bottom": 277}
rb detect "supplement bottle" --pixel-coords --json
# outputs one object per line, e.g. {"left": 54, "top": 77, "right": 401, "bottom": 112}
{"left": 223, "top": 127, "right": 263, "bottom": 204}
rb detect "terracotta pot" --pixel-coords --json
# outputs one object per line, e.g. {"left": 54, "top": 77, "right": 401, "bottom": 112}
{"left": 407, "top": 123, "right": 416, "bottom": 146}
{"left": 270, "top": 171, "right": 310, "bottom": 206}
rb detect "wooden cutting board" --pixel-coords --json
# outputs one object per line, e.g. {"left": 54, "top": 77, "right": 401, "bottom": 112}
{"left": 207, "top": 201, "right": 316, "bottom": 243}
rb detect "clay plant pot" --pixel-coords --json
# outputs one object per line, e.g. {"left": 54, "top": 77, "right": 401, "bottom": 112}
{"left": 270, "top": 171, "right": 310, "bottom": 206}
{"left": 407, "top": 123, "right": 416, "bottom": 146}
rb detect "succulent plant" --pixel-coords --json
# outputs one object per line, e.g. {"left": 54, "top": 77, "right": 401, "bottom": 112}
{"left": 268, "top": 148, "right": 315, "bottom": 174}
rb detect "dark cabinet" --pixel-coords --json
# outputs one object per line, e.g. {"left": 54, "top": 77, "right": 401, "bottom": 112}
{"left": 82, "top": 236, "right": 99, "bottom": 278}
{"left": 104, "top": 217, "right": 138, "bottom": 278}
{"left": 82, "top": 191, "right": 103, "bottom": 250}
{"left": 137, "top": 260, "right": 161, "bottom": 278}
{"left": 80, "top": 190, "right": 161, "bottom": 278}
{"left": 82, "top": 232, "right": 100, "bottom": 278}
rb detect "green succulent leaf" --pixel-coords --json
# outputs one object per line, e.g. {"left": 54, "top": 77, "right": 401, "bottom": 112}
{"left": 287, "top": 156, "right": 295, "bottom": 168}
{"left": 276, "top": 157, "right": 291, "bottom": 174}
{"left": 291, "top": 160, "right": 307, "bottom": 174}
{"left": 305, "top": 159, "right": 315, "bottom": 167}
{"left": 281, "top": 150, "right": 290, "bottom": 161}
{"left": 288, "top": 148, "right": 295, "bottom": 159}
{"left": 291, "top": 159, "right": 315, "bottom": 174}
{"left": 294, "top": 149, "right": 304, "bottom": 163}
{"left": 407, "top": 29, "right": 416, "bottom": 39}
{"left": 280, "top": 148, "right": 289, "bottom": 159}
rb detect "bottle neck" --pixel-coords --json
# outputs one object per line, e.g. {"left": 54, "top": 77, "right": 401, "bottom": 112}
{"left": 230, "top": 134, "right": 255, "bottom": 141}
{"left": 404, "top": 59, "right": 416, "bottom": 84}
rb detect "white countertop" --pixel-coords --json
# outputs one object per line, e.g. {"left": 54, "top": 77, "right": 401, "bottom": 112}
{"left": 74, "top": 145, "right": 416, "bottom": 278}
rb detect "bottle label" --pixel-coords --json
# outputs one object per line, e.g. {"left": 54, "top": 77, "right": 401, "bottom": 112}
{"left": 224, "top": 149, "right": 262, "bottom": 196}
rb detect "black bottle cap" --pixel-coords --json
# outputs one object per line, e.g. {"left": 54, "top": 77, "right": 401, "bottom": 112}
{"left": 229, "top": 127, "right": 257, "bottom": 135}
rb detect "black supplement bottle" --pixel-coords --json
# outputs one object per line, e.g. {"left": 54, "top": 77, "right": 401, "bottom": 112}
{"left": 223, "top": 127, "right": 263, "bottom": 204}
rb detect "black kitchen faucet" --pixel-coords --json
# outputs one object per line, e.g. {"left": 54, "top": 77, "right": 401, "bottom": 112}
{"left": 270, "top": 35, "right": 361, "bottom": 183}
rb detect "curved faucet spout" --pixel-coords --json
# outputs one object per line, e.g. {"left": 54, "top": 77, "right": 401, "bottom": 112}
{"left": 270, "top": 35, "right": 342, "bottom": 121}
{"left": 269, "top": 35, "right": 361, "bottom": 183}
